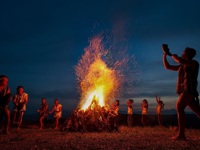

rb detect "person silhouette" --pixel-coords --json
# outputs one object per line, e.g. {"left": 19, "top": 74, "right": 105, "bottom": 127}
{"left": 12, "top": 86, "right": 28, "bottom": 130}
{"left": 156, "top": 96, "right": 164, "bottom": 126}
{"left": 163, "top": 46, "right": 200, "bottom": 140}
{"left": 49, "top": 99, "right": 62, "bottom": 130}
{"left": 126, "top": 99, "right": 133, "bottom": 127}
{"left": 141, "top": 99, "right": 149, "bottom": 126}
{"left": 0, "top": 75, "right": 12, "bottom": 134}
{"left": 37, "top": 98, "right": 49, "bottom": 130}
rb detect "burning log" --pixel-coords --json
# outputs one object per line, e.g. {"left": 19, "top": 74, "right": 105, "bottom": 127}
{"left": 62, "top": 100, "right": 118, "bottom": 132}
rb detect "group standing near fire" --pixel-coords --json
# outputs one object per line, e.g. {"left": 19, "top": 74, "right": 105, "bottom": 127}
{"left": 0, "top": 45, "right": 200, "bottom": 142}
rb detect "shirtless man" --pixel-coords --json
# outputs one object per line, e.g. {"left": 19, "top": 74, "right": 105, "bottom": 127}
{"left": 163, "top": 45, "right": 200, "bottom": 140}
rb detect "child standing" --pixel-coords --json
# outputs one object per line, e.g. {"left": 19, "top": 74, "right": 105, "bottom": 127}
{"left": 127, "top": 99, "right": 133, "bottom": 127}
{"left": 141, "top": 99, "right": 148, "bottom": 126}
{"left": 12, "top": 86, "right": 28, "bottom": 130}
{"left": 156, "top": 96, "right": 164, "bottom": 126}
{"left": 112, "top": 100, "right": 120, "bottom": 128}
{"left": 49, "top": 99, "right": 62, "bottom": 130}
{"left": 37, "top": 98, "right": 49, "bottom": 130}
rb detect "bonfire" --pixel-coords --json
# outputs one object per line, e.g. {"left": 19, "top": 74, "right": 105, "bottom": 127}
{"left": 63, "top": 35, "right": 126, "bottom": 132}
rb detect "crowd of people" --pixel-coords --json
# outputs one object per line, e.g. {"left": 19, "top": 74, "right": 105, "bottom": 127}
{"left": 0, "top": 76, "right": 63, "bottom": 134}
{"left": 1, "top": 46, "right": 200, "bottom": 141}
{"left": 0, "top": 75, "right": 164, "bottom": 134}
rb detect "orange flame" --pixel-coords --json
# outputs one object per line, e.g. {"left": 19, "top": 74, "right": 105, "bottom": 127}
{"left": 75, "top": 36, "right": 121, "bottom": 110}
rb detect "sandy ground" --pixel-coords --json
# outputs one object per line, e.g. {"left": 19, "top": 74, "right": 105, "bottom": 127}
{"left": 0, "top": 126, "right": 200, "bottom": 150}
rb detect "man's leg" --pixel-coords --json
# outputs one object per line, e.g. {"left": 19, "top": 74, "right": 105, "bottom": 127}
{"left": 12, "top": 111, "right": 17, "bottom": 124}
{"left": 188, "top": 97, "right": 200, "bottom": 119}
{"left": 0, "top": 108, "right": 4, "bottom": 131}
{"left": 39, "top": 116, "right": 44, "bottom": 129}
{"left": 174, "top": 93, "right": 190, "bottom": 139}
{"left": 141, "top": 115, "right": 144, "bottom": 126}
{"left": 54, "top": 117, "right": 59, "bottom": 129}
{"left": 158, "top": 114, "right": 162, "bottom": 126}
{"left": 144, "top": 115, "right": 148, "bottom": 126}
{"left": 128, "top": 114, "right": 132, "bottom": 127}
{"left": 127, "top": 115, "right": 130, "bottom": 126}
{"left": 5, "top": 108, "right": 10, "bottom": 134}
{"left": 18, "top": 111, "right": 24, "bottom": 129}
{"left": 130, "top": 115, "right": 133, "bottom": 126}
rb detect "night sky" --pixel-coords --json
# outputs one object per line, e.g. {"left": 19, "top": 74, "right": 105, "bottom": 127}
{"left": 1, "top": 0, "right": 200, "bottom": 116}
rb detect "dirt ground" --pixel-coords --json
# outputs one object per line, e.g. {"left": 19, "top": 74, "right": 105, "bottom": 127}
{"left": 0, "top": 126, "right": 200, "bottom": 150}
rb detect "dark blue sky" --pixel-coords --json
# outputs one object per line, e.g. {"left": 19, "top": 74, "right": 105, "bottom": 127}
{"left": 1, "top": 0, "right": 200, "bottom": 115}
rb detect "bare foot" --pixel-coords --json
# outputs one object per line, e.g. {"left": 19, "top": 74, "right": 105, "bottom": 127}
{"left": 2, "top": 129, "right": 10, "bottom": 135}
{"left": 171, "top": 135, "right": 186, "bottom": 141}
{"left": 5, "top": 130, "right": 10, "bottom": 135}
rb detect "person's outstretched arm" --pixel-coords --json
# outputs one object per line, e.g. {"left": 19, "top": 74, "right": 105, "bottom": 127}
{"left": 156, "top": 96, "right": 159, "bottom": 103}
{"left": 172, "top": 54, "right": 199, "bottom": 67}
{"left": 163, "top": 53, "right": 180, "bottom": 71}
{"left": 49, "top": 106, "right": 55, "bottom": 114}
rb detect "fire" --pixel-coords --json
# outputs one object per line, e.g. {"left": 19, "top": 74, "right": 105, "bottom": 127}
{"left": 75, "top": 36, "right": 121, "bottom": 111}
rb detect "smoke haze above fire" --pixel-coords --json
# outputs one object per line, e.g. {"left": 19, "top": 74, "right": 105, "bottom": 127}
{"left": 1, "top": 0, "right": 200, "bottom": 115}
